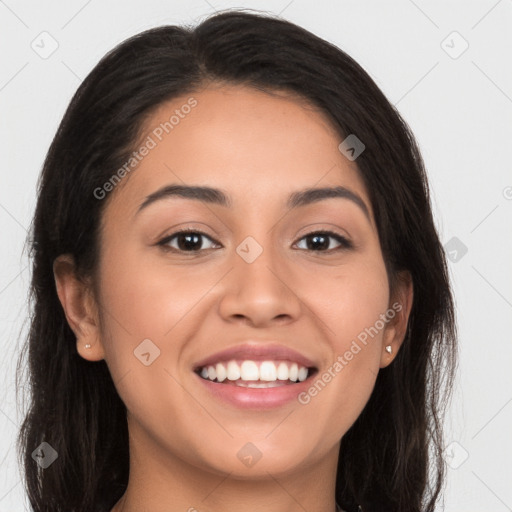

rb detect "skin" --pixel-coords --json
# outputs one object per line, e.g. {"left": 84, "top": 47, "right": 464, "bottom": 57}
{"left": 53, "top": 84, "right": 413, "bottom": 512}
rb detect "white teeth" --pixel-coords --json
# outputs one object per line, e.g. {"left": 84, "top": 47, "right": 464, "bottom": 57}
{"left": 226, "top": 360, "right": 240, "bottom": 381}
{"left": 215, "top": 363, "right": 227, "bottom": 382}
{"left": 259, "top": 361, "right": 277, "bottom": 381}
{"left": 240, "top": 360, "right": 259, "bottom": 381}
{"left": 289, "top": 363, "right": 298, "bottom": 382}
{"left": 298, "top": 366, "right": 308, "bottom": 382}
{"left": 235, "top": 380, "right": 285, "bottom": 388}
{"left": 276, "top": 362, "right": 289, "bottom": 380}
{"left": 198, "top": 360, "right": 311, "bottom": 384}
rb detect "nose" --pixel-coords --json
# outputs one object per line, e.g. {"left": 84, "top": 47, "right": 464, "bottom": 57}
{"left": 217, "top": 237, "right": 302, "bottom": 328}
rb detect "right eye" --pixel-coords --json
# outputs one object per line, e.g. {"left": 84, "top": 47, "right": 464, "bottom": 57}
{"left": 157, "top": 229, "right": 222, "bottom": 253}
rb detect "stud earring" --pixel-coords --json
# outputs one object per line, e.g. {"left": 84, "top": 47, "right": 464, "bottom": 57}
{"left": 385, "top": 345, "right": 392, "bottom": 354}
{"left": 84, "top": 344, "right": 91, "bottom": 349}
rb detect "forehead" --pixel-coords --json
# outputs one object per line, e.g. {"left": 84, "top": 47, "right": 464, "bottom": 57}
{"left": 107, "top": 84, "right": 370, "bottom": 218}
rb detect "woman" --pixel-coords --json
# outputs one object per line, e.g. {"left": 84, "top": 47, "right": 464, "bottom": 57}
{"left": 16, "top": 9, "right": 457, "bottom": 512}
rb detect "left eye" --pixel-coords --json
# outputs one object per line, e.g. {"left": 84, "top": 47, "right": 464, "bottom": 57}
{"left": 157, "top": 230, "right": 352, "bottom": 253}
{"left": 294, "top": 231, "right": 352, "bottom": 252}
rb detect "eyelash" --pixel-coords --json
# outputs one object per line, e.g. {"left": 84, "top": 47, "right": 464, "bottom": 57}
{"left": 157, "top": 228, "right": 353, "bottom": 254}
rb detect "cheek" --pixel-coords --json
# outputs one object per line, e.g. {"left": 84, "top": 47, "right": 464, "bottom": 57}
{"left": 98, "top": 246, "right": 209, "bottom": 338}
{"left": 96, "top": 245, "right": 223, "bottom": 383}
{"left": 295, "top": 253, "right": 389, "bottom": 417}
{"left": 305, "top": 256, "right": 390, "bottom": 350}
{"left": 94, "top": 250, "right": 209, "bottom": 429}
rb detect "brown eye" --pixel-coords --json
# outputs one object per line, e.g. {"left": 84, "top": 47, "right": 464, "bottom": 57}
{"left": 295, "top": 231, "right": 353, "bottom": 252}
{"left": 158, "top": 230, "right": 220, "bottom": 252}
{"left": 157, "top": 229, "right": 352, "bottom": 254}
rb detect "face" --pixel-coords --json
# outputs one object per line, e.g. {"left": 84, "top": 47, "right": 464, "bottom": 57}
{"left": 55, "top": 84, "right": 412, "bottom": 482}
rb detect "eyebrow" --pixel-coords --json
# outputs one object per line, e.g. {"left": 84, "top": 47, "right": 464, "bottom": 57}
{"left": 136, "top": 184, "right": 370, "bottom": 220}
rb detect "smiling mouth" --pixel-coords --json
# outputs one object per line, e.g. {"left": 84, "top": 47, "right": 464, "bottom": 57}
{"left": 194, "top": 359, "right": 318, "bottom": 388}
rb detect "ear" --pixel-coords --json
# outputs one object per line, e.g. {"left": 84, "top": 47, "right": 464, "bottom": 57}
{"left": 380, "top": 270, "right": 413, "bottom": 368}
{"left": 53, "top": 254, "right": 105, "bottom": 361}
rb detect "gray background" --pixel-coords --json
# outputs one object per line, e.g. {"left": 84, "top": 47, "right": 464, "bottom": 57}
{"left": 1, "top": 0, "right": 511, "bottom": 510}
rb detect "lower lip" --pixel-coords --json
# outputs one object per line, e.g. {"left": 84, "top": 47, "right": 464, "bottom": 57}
{"left": 194, "top": 373, "right": 315, "bottom": 409}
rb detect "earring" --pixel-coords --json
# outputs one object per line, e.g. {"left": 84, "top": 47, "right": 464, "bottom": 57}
{"left": 84, "top": 344, "right": 91, "bottom": 349}
{"left": 385, "top": 345, "right": 392, "bottom": 354}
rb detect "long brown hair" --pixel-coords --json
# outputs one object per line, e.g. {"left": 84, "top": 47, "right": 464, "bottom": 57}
{"left": 16, "top": 9, "right": 457, "bottom": 512}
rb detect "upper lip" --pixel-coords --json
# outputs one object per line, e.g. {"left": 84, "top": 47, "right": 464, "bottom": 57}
{"left": 193, "top": 342, "right": 318, "bottom": 370}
